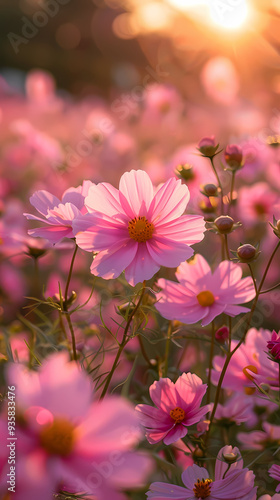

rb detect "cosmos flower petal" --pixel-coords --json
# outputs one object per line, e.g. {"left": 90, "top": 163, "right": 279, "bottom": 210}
{"left": 119, "top": 170, "right": 154, "bottom": 217}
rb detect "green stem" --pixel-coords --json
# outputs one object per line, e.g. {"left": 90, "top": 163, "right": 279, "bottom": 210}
{"left": 206, "top": 241, "right": 280, "bottom": 440}
{"left": 63, "top": 243, "right": 78, "bottom": 362}
{"left": 207, "top": 322, "right": 215, "bottom": 405}
{"left": 248, "top": 263, "right": 258, "bottom": 295}
{"left": 228, "top": 170, "right": 236, "bottom": 216}
{"left": 65, "top": 243, "right": 78, "bottom": 303}
{"left": 210, "top": 157, "right": 224, "bottom": 213}
{"left": 224, "top": 234, "right": 230, "bottom": 260}
{"left": 163, "top": 321, "right": 173, "bottom": 377}
{"left": 138, "top": 335, "right": 153, "bottom": 367}
{"left": 100, "top": 282, "right": 146, "bottom": 398}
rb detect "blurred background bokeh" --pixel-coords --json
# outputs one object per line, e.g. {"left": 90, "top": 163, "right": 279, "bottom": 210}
{"left": 1, "top": 0, "right": 280, "bottom": 97}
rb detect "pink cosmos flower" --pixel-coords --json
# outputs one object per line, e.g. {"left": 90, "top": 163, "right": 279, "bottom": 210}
{"left": 238, "top": 182, "right": 280, "bottom": 227}
{"left": 155, "top": 254, "right": 255, "bottom": 326}
{"left": 269, "top": 465, "right": 280, "bottom": 493}
{"left": 238, "top": 422, "right": 280, "bottom": 451}
{"left": 214, "top": 393, "right": 254, "bottom": 425}
{"left": 259, "top": 495, "right": 280, "bottom": 500}
{"left": 267, "top": 330, "right": 280, "bottom": 360}
{"left": 24, "top": 181, "right": 94, "bottom": 244}
{"left": 212, "top": 328, "right": 279, "bottom": 392}
{"left": 73, "top": 170, "right": 205, "bottom": 286}
{"left": 147, "top": 445, "right": 257, "bottom": 499}
{"left": 0, "top": 352, "right": 152, "bottom": 500}
{"left": 135, "top": 373, "right": 209, "bottom": 445}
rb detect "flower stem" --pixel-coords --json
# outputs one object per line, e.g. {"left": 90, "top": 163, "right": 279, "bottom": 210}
{"left": 100, "top": 282, "right": 146, "bottom": 398}
{"left": 224, "top": 234, "right": 230, "bottom": 260}
{"left": 63, "top": 243, "right": 78, "bottom": 361}
{"left": 248, "top": 263, "right": 258, "bottom": 295}
{"left": 163, "top": 321, "right": 173, "bottom": 377}
{"left": 228, "top": 170, "right": 236, "bottom": 216}
{"left": 210, "top": 157, "right": 224, "bottom": 213}
{"left": 206, "top": 241, "right": 280, "bottom": 442}
{"left": 207, "top": 322, "right": 215, "bottom": 405}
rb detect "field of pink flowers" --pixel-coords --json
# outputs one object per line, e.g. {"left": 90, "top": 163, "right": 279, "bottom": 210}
{"left": 1, "top": 11, "right": 280, "bottom": 497}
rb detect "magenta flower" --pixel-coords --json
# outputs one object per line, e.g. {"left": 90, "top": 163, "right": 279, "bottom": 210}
{"left": 215, "top": 393, "right": 254, "bottom": 425}
{"left": 212, "top": 328, "right": 280, "bottom": 392}
{"left": 147, "top": 445, "right": 257, "bottom": 499}
{"left": 24, "top": 181, "right": 94, "bottom": 244}
{"left": 155, "top": 254, "right": 256, "bottom": 326}
{"left": 238, "top": 422, "right": 280, "bottom": 451}
{"left": 267, "top": 330, "right": 280, "bottom": 360}
{"left": 269, "top": 465, "right": 280, "bottom": 493}
{"left": 135, "top": 373, "right": 209, "bottom": 445}
{"left": 73, "top": 170, "right": 205, "bottom": 286}
{"left": 0, "top": 352, "right": 152, "bottom": 500}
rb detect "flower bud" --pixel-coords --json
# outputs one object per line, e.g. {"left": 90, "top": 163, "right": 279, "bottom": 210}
{"left": 224, "top": 144, "right": 243, "bottom": 170}
{"left": 267, "top": 135, "right": 280, "bottom": 147}
{"left": 215, "top": 325, "right": 229, "bottom": 342}
{"left": 198, "top": 136, "right": 219, "bottom": 158}
{"left": 175, "top": 163, "right": 194, "bottom": 181}
{"left": 193, "top": 447, "right": 204, "bottom": 459}
{"left": 214, "top": 215, "right": 234, "bottom": 234}
{"left": 269, "top": 217, "right": 280, "bottom": 239}
{"left": 222, "top": 452, "right": 238, "bottom": 464}
{"left": 237, "top": 244, "right": 258, "bottom": 263}
{"left": 199, "top": 197, "right": 218, "bottom": 214}
{"left": 201, "top": 183, "right": 218, "bottom": 197}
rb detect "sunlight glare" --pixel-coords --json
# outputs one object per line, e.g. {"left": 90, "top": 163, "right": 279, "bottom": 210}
{"left": 209, "top": 0, "right": 248, "bottom": 30}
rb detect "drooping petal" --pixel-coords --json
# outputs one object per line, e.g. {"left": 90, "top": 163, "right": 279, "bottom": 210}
{"left": 29, "top": 190, "right": 61, "bottom": 215}
{"left": 90, "top": 240, "right": 138, "bottom": 280}
{"left": 28, "top": 226, "right": 73, "bottom": 243}
{"left": 125, "top": 243, "right": 160, "bottom": 286}
{"left": 147, "top": 481, "right": 190, "bottom": 499}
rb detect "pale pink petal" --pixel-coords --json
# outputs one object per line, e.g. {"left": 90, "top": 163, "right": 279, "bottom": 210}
{"left": 47, "top": 202, "right": 80, "bottom": 223}
{"left": 223, "top": 304, "right": 250, "bottom": 316}
{"left": 76, "top": 397, "right": 142, "bottom": 454}
{"left": 28, "top": 226, "right": 73, "bottom": 243}
{"left": 90, "top": 240, "right": 138, "bottom": 279}
{"left": 147, "top": 481, "right": 189, "bottom": 499}
{"left": 176, "top": 254, "right": 211, "bottom": 286}
{"left": 135, "top": 405, "right": 171, "bottom": 428}
{"left": 125, "top": 243, "right": 160, "bottom": 286}
{"left": 74, "top": 213, "right": 129, "bottom": 251}
{"left": 211, "top": 469, "right": 256, "bottom": 498}
{"left": 148, "top": 177, "right": 190, "bottom": 225}
{"left": 119, "top": 170, "right": 154, "bottom": 217}
{"left": 201, "top": 303, "right": 227, "bottom": 326}
{"left": 156, "top": 214, "right": 205, "bottom": 245}
{"left": 182, "top": 464, "right": 209, "bottom": 489}
{"left": 147, "top": 237, "right": 194, "bottom": 268}
{"left": 85, "top": 182, "right": 126, "bottom": 217}
{"left": 109, "top": 451, "right": 153, "bottom": 488}
{"left": 215, "top": 446, "right": 243, "bottom": 480}
{"left": 149, "top": 378, "right": 177, "bottom": 411}
{"left": 29, "top": 190, "right": 61, "bottom": 215}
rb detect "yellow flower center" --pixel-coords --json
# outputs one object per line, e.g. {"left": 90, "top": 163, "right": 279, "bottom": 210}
{"left": 128, "top": 216, "right": 154, "bottom": 243}
{"left": 242, "top": 364, "right": 258, "bottom": 381}
{"left": 170, "top": 407, "right": 185, "bottom": 423}
{"left": 39, "top": 418, "right": 75, "bottom": 456}
{"left": 197, "top": 290, "right": 215, "bottom": 307}
{"left": 193, "top": 478, "right": 213, "bottom": 499}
